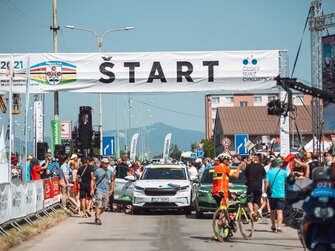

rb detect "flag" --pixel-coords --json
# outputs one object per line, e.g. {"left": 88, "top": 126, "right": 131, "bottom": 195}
{"left": 163, "top": 133, "right": 172, "bottom": 160}
{"left": 130, "top": 133, "right": 139, "bottom": 161}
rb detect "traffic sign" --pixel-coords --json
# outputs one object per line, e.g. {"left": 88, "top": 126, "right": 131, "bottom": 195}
{"left": 102, "top": 136, "right": 115, "bottom": 156}
{"left": 235, "top": 134, "right": 249, "bottom": 155}
{"left": 222, "top": 137, "right": 231, "bottom": 147}
{"left": 196, "top": 148, "right": 204, "bottom": 158}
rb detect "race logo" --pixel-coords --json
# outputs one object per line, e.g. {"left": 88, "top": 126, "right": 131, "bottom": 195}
{"left": 46, "top": 65, "right": 62, "bottom": 85}
{"left": 242, "top": 55, "right": 262, "bottom": 82}
{"left": 30, "top": 61, "right": 76, "bottom": 85}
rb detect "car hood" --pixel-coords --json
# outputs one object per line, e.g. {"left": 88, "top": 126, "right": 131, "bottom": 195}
{"left": 135, "top": 180, "right": 190, "bottom": 188}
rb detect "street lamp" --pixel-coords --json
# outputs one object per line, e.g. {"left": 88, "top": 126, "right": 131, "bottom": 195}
{"left": 64, "top": 25, "right": 135, "bottom": 156}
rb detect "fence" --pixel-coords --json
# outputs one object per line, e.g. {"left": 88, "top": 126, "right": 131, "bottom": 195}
{"left": 0, "top": 177, "right": 61, "bottom": 235}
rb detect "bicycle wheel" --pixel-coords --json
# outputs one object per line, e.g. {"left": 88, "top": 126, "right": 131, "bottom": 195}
{"left": 238, "top": 207, "right": 254, "bottom": 240}
{"left": 212, "top": 209, "right": 231, "bottom": 242}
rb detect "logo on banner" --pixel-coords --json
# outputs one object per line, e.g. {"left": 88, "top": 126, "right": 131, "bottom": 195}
{"left": 242, "top": 55, "right": 260, "bottom": 80}
{"left": 30, "top": 61, "right": 77, "bottom": 85}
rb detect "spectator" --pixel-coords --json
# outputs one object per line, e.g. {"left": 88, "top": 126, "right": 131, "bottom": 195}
{"left": 78, "top": 157, "right": 94, "bottom": 217}
{"left": 265, "top": 158, "right": 288, "bottom": 233}
{"left": 187, "top": 161, "right": 198, "bottom": 181}
{"left": 30, "top": 157, "right": 45, "bottom": 180}
{"left": 21, "top": 155, "right": 32, "bottom": 181}
{"left": 292, "top": 153, "right": 308, "bottom": 180}
{"left": 40, "top": 153, "right": 52, "bottom": 179}
{"left": 59, "top": 155, "right": 71, "bottom": 207}
{"left": 94, "top": 158, "right": 114, "bottom": 225}
{"left": 195, "top": 158, "right": 205, "bottom": 177}
{"left": 244, "top": 156, "right": 266, "bottom": 220}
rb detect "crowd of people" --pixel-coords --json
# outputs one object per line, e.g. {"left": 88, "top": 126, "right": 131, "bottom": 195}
{"left": 13, "top": 148, "right": 335, "bottom": 227}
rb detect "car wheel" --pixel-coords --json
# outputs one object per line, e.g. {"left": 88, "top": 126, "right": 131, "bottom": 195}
{"left": 184, "top": 205, "right": 192, "bottom": 215}
{"left": 133, "top": 207, "right": 141, "bottom": 215}
{"left": 195, "top": 210, "right": 203, "bottom": 219}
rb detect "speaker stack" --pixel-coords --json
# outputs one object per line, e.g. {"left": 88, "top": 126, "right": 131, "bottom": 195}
{"left": 78, "top": 106, "right": 93, "bottom": 149}
{"left": 37, "top": 142, "right": 49, "bottom": 160}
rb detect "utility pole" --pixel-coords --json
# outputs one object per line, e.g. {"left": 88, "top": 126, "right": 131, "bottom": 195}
{"left": 51, "top": 0, "right": 59, "bottom": 118}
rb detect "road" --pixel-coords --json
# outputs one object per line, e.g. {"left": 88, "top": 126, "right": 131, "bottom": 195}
{"left": 12, "top": 211, "right": 304, "bottom": 251}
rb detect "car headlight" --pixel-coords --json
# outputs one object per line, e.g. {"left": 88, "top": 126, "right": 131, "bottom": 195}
{"left": 198, "top": 189, "right": 209, "bottom": 193}
{"left": 314, "top": 207, "right": 334, "bottom": 218}
{"left": 134, "top": 185, "right": 145, "bottom": 191}
{"left": 178, "top": 185, "right": 190, "bottom": 191}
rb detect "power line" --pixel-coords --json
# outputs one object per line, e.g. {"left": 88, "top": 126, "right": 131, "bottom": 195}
{"left": 131, "top": 98, "right": 205, "bottom": 119}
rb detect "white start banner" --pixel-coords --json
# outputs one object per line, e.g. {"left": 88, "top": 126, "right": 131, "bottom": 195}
{"left": 0, "top": 50, "right": 279, "bottom": 93}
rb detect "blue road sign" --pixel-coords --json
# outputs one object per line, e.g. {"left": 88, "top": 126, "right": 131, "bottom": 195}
{"left": 102, "top": 136, "right": 115, "bottom": 156}
{"left": 235, "top": 134, "right": 249, "bottom": 155}
{"left": 196, "top": 148, "right": 204, "bottom": 158}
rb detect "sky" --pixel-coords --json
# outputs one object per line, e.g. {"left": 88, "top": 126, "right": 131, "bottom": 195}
{"left": 0, "top": 0, "right": 334, "bottom": 140}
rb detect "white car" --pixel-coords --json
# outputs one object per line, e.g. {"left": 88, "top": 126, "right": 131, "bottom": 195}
{"left": 131, "top": 164, "right": 192, "bottom": 214}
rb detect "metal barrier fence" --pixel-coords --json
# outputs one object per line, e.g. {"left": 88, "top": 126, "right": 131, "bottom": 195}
{"left": 0, "top": 177, "right": 61, "bottom": 236}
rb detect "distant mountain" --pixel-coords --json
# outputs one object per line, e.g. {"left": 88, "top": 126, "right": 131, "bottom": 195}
{"left": 104, "top": 122, "right": 205, "bottom": 157}
{"left": 15, "top": 122, "right": 204, "bottom": 159}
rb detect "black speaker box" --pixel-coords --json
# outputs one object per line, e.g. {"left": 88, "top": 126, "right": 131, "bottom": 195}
{"left": 37, "top": 142, "right": 48, "bottom": 160}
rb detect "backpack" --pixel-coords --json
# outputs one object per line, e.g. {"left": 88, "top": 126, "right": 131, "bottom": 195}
{"left": 50, "top": 162, "right": 60, "bottom": 177}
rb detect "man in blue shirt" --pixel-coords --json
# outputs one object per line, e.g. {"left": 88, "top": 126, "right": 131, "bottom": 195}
{"left": 93, "top": 158, "right": 114, "bottom": 225}
{"left": 265, "top": 158, "right": 287, "bottom": 233}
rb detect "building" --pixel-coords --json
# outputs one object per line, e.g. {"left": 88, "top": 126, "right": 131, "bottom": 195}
{"left": 205, "top": 92, "right": 313, "bottom": 140}
{"left": 213, "top": 105, "right": 313, "bottom": 154}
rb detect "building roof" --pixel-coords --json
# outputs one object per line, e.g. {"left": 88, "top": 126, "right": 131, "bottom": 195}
{"left": 216, "top": 106, "right": 313, "bottom": 136}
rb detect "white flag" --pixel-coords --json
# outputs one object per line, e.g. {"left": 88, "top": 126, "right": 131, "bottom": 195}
{"left": 129, "top": 133, "right": 139, "bottom": 161}
{"left": 163, "top": 133, "right": 172, "bottom": 160}
{"left": 0, "top": 126, "right": 9, "bottom": 183}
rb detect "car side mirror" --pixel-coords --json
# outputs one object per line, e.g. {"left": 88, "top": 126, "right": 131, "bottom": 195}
{"left": 125, "top": 175, "right": 136, "bottom": 181}
{"left": 192, "top": 178, "right": 200, "bottom": 184}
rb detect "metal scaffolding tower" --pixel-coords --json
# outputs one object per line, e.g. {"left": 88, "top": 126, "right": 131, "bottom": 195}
{"left": 309, "top": 0, "right": 335, "bottom": 153}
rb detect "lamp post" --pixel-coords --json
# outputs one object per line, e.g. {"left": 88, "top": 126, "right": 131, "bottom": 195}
{"left": 64, "top": 25, "right": 134, "bottom": 156}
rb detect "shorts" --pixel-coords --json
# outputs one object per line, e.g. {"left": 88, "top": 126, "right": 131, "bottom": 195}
{"left": 269, "top": 198, "right": 285, "bottom": 210}
{"left": 79, "top": 184, "right": 91, "bottom": 200}
{"left": 247, "top": 187, "right": 262, "bottom": 205}
{"left": 95, "top": 191, "right": 109, "bottom": 209}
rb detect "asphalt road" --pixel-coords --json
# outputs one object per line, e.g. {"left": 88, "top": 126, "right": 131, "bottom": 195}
{"left": 12, "top": 210, "right": 304, "bottom": 251}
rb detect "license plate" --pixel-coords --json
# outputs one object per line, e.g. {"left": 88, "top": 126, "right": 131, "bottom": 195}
{"left": 152, "top": 197, "right": 169, "bottom": 202}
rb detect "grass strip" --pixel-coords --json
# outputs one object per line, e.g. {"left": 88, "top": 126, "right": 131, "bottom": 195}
{"left": 0, "top": 210, "right": 68, "bottom": 251}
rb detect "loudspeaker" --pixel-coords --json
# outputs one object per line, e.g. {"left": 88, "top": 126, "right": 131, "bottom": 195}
{"left": 37, "top": 142, "right": 48, "bottom": 160}
{"left": 54, "top": 144, "right": 65, "bottom": 159}
{"left": 78, "top": 106, "right": 93, "bottom": 149}
{"left": 92, "top": 131, "right": 100, "bottom": 148}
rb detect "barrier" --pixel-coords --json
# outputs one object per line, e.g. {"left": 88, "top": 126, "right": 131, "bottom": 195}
{"left": 0, "top": 177, "right": 61, "bottom": 226}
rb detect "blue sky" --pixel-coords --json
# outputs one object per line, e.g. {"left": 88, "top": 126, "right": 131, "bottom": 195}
{"left": 0, "top": 0, "right": 334, "bottom": 138}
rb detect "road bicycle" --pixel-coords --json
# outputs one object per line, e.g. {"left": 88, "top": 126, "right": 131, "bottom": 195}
{"left": 212, "top": 192, "right": 254, "bottom": 242}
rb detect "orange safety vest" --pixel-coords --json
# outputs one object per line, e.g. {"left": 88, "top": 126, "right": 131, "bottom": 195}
{"left": 212, "top": 163, "right": 231, "bottom": 197}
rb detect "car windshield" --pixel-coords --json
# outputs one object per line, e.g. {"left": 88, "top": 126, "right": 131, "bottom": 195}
{"left": 200, "top": 168, "right": 245, "bottom": 185}
{"left": 141, "top": 168, "right": 186, "bottom": 180}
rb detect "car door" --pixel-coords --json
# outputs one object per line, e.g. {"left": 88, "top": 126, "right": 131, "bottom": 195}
{"left": 114, "top": 165, "right": 135, "bottom": 203}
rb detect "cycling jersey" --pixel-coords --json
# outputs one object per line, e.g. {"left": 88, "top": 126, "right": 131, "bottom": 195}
{"left": 212, "top": 163, "right": 232, "bottom": 206}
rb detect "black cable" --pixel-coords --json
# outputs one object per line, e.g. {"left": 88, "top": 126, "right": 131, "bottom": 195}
{"left": 291, "top": 8, "right": 311, "bottom": 78}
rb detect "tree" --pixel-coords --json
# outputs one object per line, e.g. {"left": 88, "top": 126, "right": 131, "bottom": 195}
{"left": 190, "top": 142, "right": 197, "bottom": 152}
{"left": 169, "top": 144, "right": 182, "bottom": 160}
{"left": 201, "top": 138, "right": 215, "bottom": 158}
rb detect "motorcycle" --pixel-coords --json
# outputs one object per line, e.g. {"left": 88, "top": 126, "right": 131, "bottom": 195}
{"left": 286, "top": 165, "right": 335, "bottom": 251}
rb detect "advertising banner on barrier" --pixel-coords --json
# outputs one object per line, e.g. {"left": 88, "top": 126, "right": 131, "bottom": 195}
{"left": 0, "top": 183, "right": 11, "bottom": 225}
{"left": 25, "top": 182, "right": 37, "bottom": 216}
{"left": 35, "top": 180, "right": 44, "bottom": 212}
{"left": 51, "top": 177, "right": 61, "bottom": 204}
{"left": 43, "top": 179, "right": 54, "bottom": 208}
{"left": 11, "top": 183, "right": 26, "bottom": 219}
{"left": 0, "top": 51, "right": 279, "bottom": 93}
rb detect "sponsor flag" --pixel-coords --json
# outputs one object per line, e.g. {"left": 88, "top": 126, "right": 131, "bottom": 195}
{"left": 51, "top": 119, "right": 61, "bottom": 158}
{"left": 163, "top": 133, "right": 172, "bottom": 160}
{"left": 130, "top": 133, "right": 139, "bottom": 161}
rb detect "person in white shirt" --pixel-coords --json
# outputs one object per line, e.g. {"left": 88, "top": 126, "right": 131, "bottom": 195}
{"left": 187, "top": 161, "right": 198, "bottom": 181}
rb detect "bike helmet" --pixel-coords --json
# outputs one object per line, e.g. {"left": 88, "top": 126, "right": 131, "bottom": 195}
{"left": 218, "top": 153, "right": 232, "bottom": 161}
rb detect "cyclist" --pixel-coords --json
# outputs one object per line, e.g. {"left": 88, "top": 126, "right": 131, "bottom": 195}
{"left": 212, "top": 153, "right": 242, "bottom": 208}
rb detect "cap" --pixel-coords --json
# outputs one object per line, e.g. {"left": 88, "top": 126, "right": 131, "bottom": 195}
{"left": 27, "top": 155, "right": 33, "bottom": 160}
{"left": 101, "top": 158, "right": 109, "bottom": 164}
{"left": 275, "top": 158, "right": 283, "bottom": 165}
{"left": 195, "top": 158, "right": 202, "bottom": 164}
{"left": 88, "top": 157, "right": 95, "bottom": 162}
{"left": 71, "top": 154, "right": 78, "bottom": 159}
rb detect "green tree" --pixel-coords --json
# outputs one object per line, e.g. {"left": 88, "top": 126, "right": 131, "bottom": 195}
{"left": 201, "top": 138, "right": 215, "bottom": 158}
{"left": 190, "top": 142, "right": 197, "bottom": 152}
{"left": 170, "top": 144, "right": 182, "bottom": 160}
{"left": 152, "top": 154, "right": 163, "bottom": 159}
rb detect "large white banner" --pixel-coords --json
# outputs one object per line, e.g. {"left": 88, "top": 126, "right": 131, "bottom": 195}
{"left": 0, "top": 126, "right": 9, "bottom": 184}
{"left": 130, "top": 133, "right": 139, "bottom": 161}
{"left": 34, "top": 100, "right": 44, "bottom": 144}
{"left": 0, "top": 183, "right": 11, "bottom": 225}
{"left": 25, "top": 182, "right": 37, "bottom": 215}
{"left": 163, "top": 133, "right": 172, "bottom": 160}
{"left": 0, "top": 51, "right": 279, "bottom": 93}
